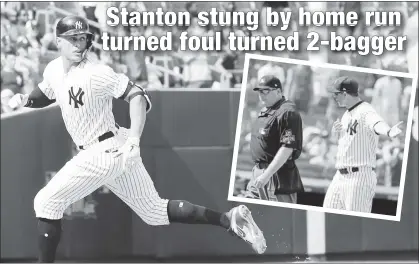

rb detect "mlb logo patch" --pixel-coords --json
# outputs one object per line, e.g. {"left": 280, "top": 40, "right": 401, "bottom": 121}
{"left": 259, "top": 128, "right": 268, "bottom": 135}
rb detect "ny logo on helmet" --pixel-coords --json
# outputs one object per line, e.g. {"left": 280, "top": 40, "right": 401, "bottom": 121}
{"left": 75, "top": 21, "right": 83, "bottom": 30}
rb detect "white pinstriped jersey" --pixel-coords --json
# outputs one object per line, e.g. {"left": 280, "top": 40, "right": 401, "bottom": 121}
{"left": 38, "top": 54, "right": 128, "bottom": 146}
{"left": 335, "top": 101, "right": 384, "bottom": 169}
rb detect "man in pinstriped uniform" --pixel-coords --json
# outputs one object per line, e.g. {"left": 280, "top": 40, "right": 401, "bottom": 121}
{"left": 324, "top": 76, "right": 404, "bottom": 213}
{"left": 8, "top": 15, "right": 267, "bottom": 262}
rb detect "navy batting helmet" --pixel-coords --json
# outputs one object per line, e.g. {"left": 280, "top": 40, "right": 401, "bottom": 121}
{"left": 56, "top": 15, "right": 93, "bottom": 49}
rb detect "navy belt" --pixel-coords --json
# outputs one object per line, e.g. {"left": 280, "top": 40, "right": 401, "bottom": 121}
{"left": 339, "top": 167, "right": 375, "bottom": 174}
{"left": 78, "top": 124, "right": 119, "bottom": 150}
{"left": 339, "top": 167, "right": 359, "bottom": 174}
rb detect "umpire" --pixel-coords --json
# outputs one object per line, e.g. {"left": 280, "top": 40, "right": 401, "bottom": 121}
{"left": 245, "top": 75, "right": 304, "bottom": 203}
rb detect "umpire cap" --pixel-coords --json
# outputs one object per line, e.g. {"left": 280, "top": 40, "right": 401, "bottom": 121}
{"left": 56, "top": 15, "right": 93, "bottom": 37}
{"left": 253, "top": 75, "right": 282, "bottom": 91}
{"left": 328, "top": 76, "right": 359, "bottom": 95}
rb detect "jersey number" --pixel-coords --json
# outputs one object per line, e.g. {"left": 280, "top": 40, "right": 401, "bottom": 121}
{"left": 69, "top": 87, "right": 85, "bottom": 108}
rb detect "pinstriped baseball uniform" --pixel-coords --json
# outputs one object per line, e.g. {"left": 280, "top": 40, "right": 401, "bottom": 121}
{"left": 323, "top": 101, "right": 384, "bottom": 212}
{"left": 33, "top": 54, "right": 169, "bottom": 224}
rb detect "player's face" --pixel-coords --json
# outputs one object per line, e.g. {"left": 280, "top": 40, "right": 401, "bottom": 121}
{"left": 5, "top": 54, "right": 16, "bottom": 68}
{"left": 332, "top": 92, "right": 346, "bottom": 107}
{"left": 57, "top": 34, "right": 88, "bottom": 62}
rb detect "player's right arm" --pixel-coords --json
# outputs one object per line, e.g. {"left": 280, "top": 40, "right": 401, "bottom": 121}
{"left": 365, "top": 107, "right": 403, "bottom": 138}
{"left": 8, "top": 64, "right": 56, "bottom": 109}
{"left": 8, "top": 86, "right": 56, "bottom": 109}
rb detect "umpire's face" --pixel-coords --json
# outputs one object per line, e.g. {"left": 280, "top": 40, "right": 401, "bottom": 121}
{"left": 257, "top": 88, "right": 282, "bottom": 107}
{"left": 57, "top": 33, "right": 88, "bottom": 63}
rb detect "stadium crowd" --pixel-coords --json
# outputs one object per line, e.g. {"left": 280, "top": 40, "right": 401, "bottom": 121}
{"left": 1, "top": 1, "right": 250, "bottom": 115}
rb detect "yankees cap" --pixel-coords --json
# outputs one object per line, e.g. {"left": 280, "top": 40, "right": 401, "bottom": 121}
{"left": 253, "top": 75, "right": 282, "bottom": 91}
{"left": 328, "top": 76, "right": 359, "bottom": 94}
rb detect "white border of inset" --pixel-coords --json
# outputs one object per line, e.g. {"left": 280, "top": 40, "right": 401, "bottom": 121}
{"left": 227, "top": 53, "right": 418, "bottom": 222}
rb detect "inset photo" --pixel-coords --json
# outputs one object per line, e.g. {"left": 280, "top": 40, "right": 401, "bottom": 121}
{"left": 228, "top": 53, "right": 418, "bottom": 221}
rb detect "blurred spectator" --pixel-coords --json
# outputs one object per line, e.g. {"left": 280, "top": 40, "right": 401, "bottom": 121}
{"left": 80, "top": 2, "right": 100, "bottom": 37}
{"left": 285, "top": 64, "right": 312, "bottom": 114}
{"left": 214, "top": 43, "right": 238, "bottom": 88}
{"left": 404, "top": 10, "right": 418, "bottom": 75}
{"left": 119, "top": 1, "right": 147, "bottom": 35}
{"left": 1, "top": 51, "right": 24, "bottom": 95}
{"left": 257, "top": 61, "right": 285, "bottom": 84}
{"left": 260, "top": 1, "right": 291, "bottom": 36}
{"left": 371, "top": 76, "right": 402, "bottom": 127}
{"left": 174, "top": 17, "right": 213, "bottom": 88}
{"left": 381, "top": 138, "right": 404, "bottom": 187}
{"left": 336, "top": 2, "right": 364, "bottom": 39}
{"left": 1, "top": 1, "right": 22, "bottom": 16}
{"left": 16, "top": 9, "right": 30, "bottom": 31}
{"left": 120, "top": 26, "right": 148, "bottom": 85}
{"left": 1, "top": 89, "right": 15, "bottom": 114}
{"left": 3, "top": 12, "right": 19, "bottom": 43}
{"left": 145, "top": 55, "right": 164, "bottom": 89}
{"left": 40, "top": 20, "right": 59, "bottom": 52}
{"left": 401, "top": 85, "right": 412, "bottom": 117}
{"left": 94, "top": 2, "right": 114, "bottom": 34}
{"left": 413, "top": 106, "right": 418, "bottom": 142}
{"left": 24, "top": 20, "right": 42, "bottom": 49}
{"left": 177, "top": 50, "right": 213, "bottom": 88}
{"left": 1, "top": 35, "right": 14, "bottom": 54}
{"left": 188, "top": 17, "right": 213, "bottom": 37}
{"left": 219, "top": 1, "right": 236, "bottom": 12}
{"left": 15, "top": 37, "right": 41, "bottom": 93}
{"left": 185, "top": 2, "right": 198, "bottom": 18}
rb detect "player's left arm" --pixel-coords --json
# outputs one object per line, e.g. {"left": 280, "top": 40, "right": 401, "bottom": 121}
{"left": 365, "top": 109, "right": 403, "bottom": 138}
{"left": 255, "top": 110, "right": 303, "bottom": 187}
{"left": 108, "top": 80, "right": 151, "bottom": 167}
{"left": 92, "top": 65, "right": 152, "bottom": 145}
{"left": 120, "top": 81, "right": 152, "bottom": 143}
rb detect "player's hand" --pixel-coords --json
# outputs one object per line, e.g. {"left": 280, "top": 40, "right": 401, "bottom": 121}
{"left": 332, "top": 118, "right": 343, "bottom": 133}
{"left": 388, "top": 121, "right": 403, "bottom": 138}
{"left": 254, "top": 173, "right": 271, "bottom": 189}
{"left": 8, "top": 93, "right": 29, "bottom": 109}
{"left": 113, "top": 137, "right": 141, "bottom": 171}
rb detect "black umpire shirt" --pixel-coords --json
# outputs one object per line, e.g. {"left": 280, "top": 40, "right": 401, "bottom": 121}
{"left": 250, "top": 97, "right": 304, "bottom": 194}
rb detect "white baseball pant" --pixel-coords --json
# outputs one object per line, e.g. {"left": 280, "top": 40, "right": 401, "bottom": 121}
{"left": 323, "top": 167, "right": 377, "bottom": 213}
{"left": 33, "top": 127, "right": 170, "bottom": 225}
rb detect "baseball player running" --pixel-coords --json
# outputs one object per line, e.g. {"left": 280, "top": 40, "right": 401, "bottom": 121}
{"left": 8, "top": 16, "right": 266, "bottom": 262}
{"left": 323, "top": 76, "right": 404, "bottom": 213}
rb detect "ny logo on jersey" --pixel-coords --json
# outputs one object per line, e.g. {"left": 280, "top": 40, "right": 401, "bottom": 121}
{"left": 74, "top": 21, "right": 83, "bottom": 30}
{"left": 347, "top": 119, "right": 359, "bottom": 135}
{"left": 69, "top": 86, "right": 85, "bottom": 108}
